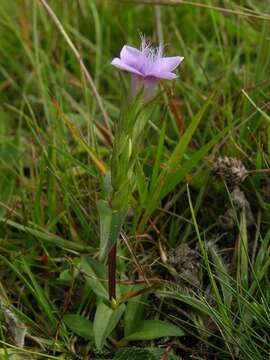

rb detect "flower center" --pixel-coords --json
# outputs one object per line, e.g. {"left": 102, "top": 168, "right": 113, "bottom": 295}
{"left": 141, "top": 37, "right": 162, "bottom": 62}
{"left": 139, "top": 36, "right": 163, "bottom": 75}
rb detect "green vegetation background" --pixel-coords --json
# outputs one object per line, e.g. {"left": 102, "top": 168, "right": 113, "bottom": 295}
{"left": 0, "top": 1, "right": 269, "bottom": 359}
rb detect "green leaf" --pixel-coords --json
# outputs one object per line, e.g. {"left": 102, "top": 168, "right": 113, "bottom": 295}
{"left": 158, "top": 291, "right": 213, "bottom": 317}
{"left": 160, "top": 128, "right": 225, "bottom": 199}
{"left": 149, "top": 121, "right": 166, "bottom": 193}
{"left": 22, "top": 259, "right": 58, "bottom": 328}
{"left": 124, "top": 286, "right": 148, "bottom": 337}
{"left": 79, "top": 255, "right": 108, "bottom": 300}
{"left": 114, "top": 347, "right": 179, "bottom": 360}
{"left": 208, "top": 244, "right": 232, "bottom": 308}
{"left": 124, "top": 320, "right": 184, "bottom": 341}
{"left": 97, "top": 199, "right": 113, "bottom": 260}
{"left": 165, "top": 95, "right": 213, "bottom": 171}
{"left": 0, "top": 349, "right": 26, "bottom": 360}
{"left": 97, "top": 199, "right": 127, "bottom": 261}
{"left": 237, "top": 210, "right": 249, "bottom": 290}
{"left": 138, "top": 95, "right": 222, "bottom": 231}
{"left": 0, "top": 173, "right": 15, "bottom": 217}
{"left": 63, "top": 314, "right": 93, "bottom": 339}
{"left": 0, "top": 217, "right": 90, "bottom": 253}
{"left": 135, "top": 161, "right": 148, "bottom": 205}
{"left": 94, "top": 302, "right": 125, "bottom": 350}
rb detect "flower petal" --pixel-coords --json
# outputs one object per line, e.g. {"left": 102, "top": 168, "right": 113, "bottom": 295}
{"left": 111, "top": 58, "right": 143, "bottom": 76}
{"left": 156, "top": 56, "right": 184, "bottom": 72}
{"left": 120, "top": 45, "right": 147, "bottom": 74}
{"left": 152, "top": 71, "right": 178, "bottom": 80}
{"left": 120, "top": 46, "right": 142, "bottom": 64}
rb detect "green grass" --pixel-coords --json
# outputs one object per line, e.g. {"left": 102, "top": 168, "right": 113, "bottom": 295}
{"left": 0, "top": 0, "right": 270, "bottom": 359}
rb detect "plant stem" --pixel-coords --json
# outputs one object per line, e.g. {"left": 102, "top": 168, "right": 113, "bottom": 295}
{"left": 108, "top": 243, "right": 117, "bottom": 300}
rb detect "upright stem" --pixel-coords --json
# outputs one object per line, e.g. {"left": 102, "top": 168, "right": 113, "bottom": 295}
{"left": 108, "top": 243, "right": 117, "bottom": 300}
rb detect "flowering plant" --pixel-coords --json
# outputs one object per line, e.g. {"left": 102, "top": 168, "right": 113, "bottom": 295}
{"left": 98, "top": 37, "right": 184, "bottom": 300}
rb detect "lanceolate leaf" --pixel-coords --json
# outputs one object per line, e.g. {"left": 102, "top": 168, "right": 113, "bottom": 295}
{"left": 63, "top": 314, "right": 93, "bottom": 340}
{"left": 124, "top": 320, "right": 184, "bottom": 341}
{"left": 97, "top": 199, "right": 128, "bottom": 261}
{"left": 97, "top": 199, "right": 113, "bottom": 261}
{"left": 160, "top": 126, "right": 228, "bottom": 199}
{"left": 165, "top": 94, "right": 214, "bottom": 172}
{"left": 94, "top": 302, "right": 125, "bottom": 350}
{"left": 124, "top": 285, "right": 148, "bottom": 336}
{"left": 139, "top": 119, "right": 233, "bottom": 232}
{"left": 79, "top": 256, "right": 108, "bottom": 300}
{"left": 138, "top": 96, "right": 214, "bottom": 231}
{"left": 208, "top": 244, "right": 232, "bottom": 308}
{"left": 0, "top": 217, "right": 91, "bottom": 253}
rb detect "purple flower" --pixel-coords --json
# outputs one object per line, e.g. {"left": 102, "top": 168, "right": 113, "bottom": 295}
{"left": 111, "top": 37, "right": 184, "bottom": 98}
